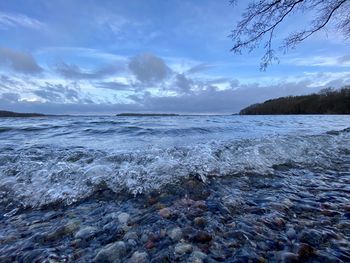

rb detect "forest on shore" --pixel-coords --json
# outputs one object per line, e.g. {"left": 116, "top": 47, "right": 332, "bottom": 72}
{"left": 239, "top": 87, "right": 350, "bottom": 115}
{"left": 0, "top": 110, "right": 46, "bottom": 117}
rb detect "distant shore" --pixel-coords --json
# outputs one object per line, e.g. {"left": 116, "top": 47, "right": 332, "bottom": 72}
{"left": 240, "top": 87, "right": 350, "bottom": 115}
{"left": 0, "top": 110, "right": 47, "bottom": 118}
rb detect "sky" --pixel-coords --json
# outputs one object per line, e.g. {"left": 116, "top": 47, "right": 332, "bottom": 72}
{"left": 0, "top": 0, "right": 349, "bottom": 114}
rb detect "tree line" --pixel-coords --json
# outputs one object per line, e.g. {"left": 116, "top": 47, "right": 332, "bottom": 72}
{"left": 239, "top": 86, "right": 350, "bottom": 115}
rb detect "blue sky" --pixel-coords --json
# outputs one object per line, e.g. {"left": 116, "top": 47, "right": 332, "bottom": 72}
{"left": 0, "top": 0, "right": 349, "bottom": 114}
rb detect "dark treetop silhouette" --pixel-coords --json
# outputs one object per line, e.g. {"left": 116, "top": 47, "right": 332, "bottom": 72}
{"left": 0, "top": 110, "right": 46, "bottom": 118}
{"left": 239, "top": 86, "right": 350, "bottom": 114}
{"left": 230, "top": 0, "right": 350, "bottom": 69}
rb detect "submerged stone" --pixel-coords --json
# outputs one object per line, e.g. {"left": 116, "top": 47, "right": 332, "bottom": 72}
{"left": 75, "top": 226, "right": 99, "bottom": 240}
{"left": 159, "top": 208, "right": 171, "bottom": 219}
{"left": 168, "top": 227, "right": 182, "bottom": 241}
{"left": 128, "top": 251, "right": 149, "bottom": 263}
{"left": 45, "top": 221, "right": 80, "bottom": 242}
{"left": 175, "top": 243, "right": 193, "bottom": 255}
{"left": 118, "top": 212, "right": 130, "bottom": 225}
{"left": 94, "top": 241, "right": 127, "bottom": 263}
{"left": 192, "top": 231, "right": 212, "bottom": 243}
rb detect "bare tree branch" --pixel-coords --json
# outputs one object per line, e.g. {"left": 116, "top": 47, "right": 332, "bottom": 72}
{"left": 230, "top": 0, "right": 350, "bottom": 70}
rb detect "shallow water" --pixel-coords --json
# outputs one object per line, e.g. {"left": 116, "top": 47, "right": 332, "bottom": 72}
{"left": 0, "top": 115, "right": 349, "bottom": 262}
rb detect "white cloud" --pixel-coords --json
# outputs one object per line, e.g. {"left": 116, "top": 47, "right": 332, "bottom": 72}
{"left": 287, "top": 54, "right": 350, "bottom": 67}
{"left": 0, "top": 11, "right": 45, "bottom": 30}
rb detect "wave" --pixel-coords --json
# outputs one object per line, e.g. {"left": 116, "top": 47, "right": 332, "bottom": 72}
{"left": 0, "top": 128, "right": 349, "bottom": 209}
{"left": 0, "top": 125, "right": 67, "bottom": 133}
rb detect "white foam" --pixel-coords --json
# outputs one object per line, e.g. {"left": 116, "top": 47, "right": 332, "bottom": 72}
{"left": 0, "top": 131, "right": 349, "bottom": 208}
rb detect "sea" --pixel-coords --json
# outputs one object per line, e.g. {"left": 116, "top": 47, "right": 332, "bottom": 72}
{"left": 0, "top": 115, "right": 349, "bottom": 262}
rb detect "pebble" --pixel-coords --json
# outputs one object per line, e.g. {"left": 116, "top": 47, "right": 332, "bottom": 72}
{"left": 286, "top": 228, "right": 296, "bottom": 240}
{"left": 192, "top": 231, "right": 212, "bottom": 243}
{"left": 193, "top": 217, "right": 206, "bottom": 228}
{"left": 128, "top": 251, "right": 148, "bottom": 263}
{"left": 273, "top": 217, "right": 285, "bottom": 227}
{"left": 159, "top": 208, "right": 171, "bottom": 219}
{"left": 145, "top": 240, "right": 155, "bottom": 250}
{"left": 118, "top": 213, "right": 130, "bottom": 225}
{"left": 299, "top": 230, "right": 322, "bottom": 246}
{"left": 94, "top": 241, "right": 126, "bottom": 263}
{"left": 124, "top": 231, "right": 138, "bottom": 240}
{"left": 74, "top": 226, "right": 98, "bottom": 240}
{"left": 168, "top": 227, "right": 182, "bottom": 241}
{"left": 45, "top": 221, "right": 80, "bottom": 241}
{"left": 298, "top": 243, "right": 315, "bottom": 259}
{"left": 189, "top": 251, "right": 207, "bottom": 263}
{"left": 174, "top": 243, "right": 193, "bottom": 255}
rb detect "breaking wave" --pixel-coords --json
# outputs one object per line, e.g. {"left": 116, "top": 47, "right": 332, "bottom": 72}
{"left": 0, "top": 126, "right": 349, "bottom": 209}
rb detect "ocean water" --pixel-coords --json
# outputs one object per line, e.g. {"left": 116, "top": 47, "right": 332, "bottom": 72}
{"left": 0, "top": 115, "right": 349, "bottom": 208}
{"left": 0, "top": 115, "right": 349, "bottom": 262}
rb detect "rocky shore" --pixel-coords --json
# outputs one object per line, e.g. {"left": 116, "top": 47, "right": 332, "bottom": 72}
{"left": 1, "top": 169, "right": 349, "bottom": 262}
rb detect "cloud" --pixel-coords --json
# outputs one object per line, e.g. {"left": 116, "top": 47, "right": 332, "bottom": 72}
{"left": 0, "top": 92, "right": 20, "bottom": 103}
{"left": 129, "top": 53, "right": 172, "bottom": 84}
{"left": 96, "top": 81, "right": 133, "bottom": 91}
{"left": 338, "top": 54, "right": 350, "bottom": 64}
{"left": 55, "top": 62, "right": 124, "bottom": 80}
{"left": 0, "top": 11, "right": 45, "bottom": 30}
{"left": 186, "top": 63, "right": 215, "bottom": 74}
{"left": 96, "top": 15, "right": 129, "bottom": 35}
{"left": 33, "top": 83, "right": 81, "bottom": 103}
{"left": 0, "top": 47, "right": 42, "bottom": 74}
{"left": 174, "top": 73, "right": 194, "bottom": 93}
{"left": 288, "top": 54, "right": 350, "bottom": 67}
{"left": 1, "top": 76, "right": 347, "bottom": 114}
{"left": 0, "top": 75, "right": 22, "bottom": 90}
{"left": 141, "top": 80, "right": 322, "bottom": 113}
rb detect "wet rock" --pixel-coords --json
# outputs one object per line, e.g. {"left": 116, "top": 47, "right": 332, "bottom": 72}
{"left": 105, "top": 212, "right": 119, "bottom": 221}
{"left": 183, "top": 179, "right": 210, "bottom": 200}
{"left": 209, "top": 242, "right": 226, "bottom": 261}
{"left": 45, "top": 220, "right": 80, "bottom": 241}
{"left": 194, "top": 200, "right": 207, "bottom": 210}
{"left": 127, "top": 239, "right": 137, "bottom": 247}
{"left": 279, "top": 252, "right": 299, "bottom": 263}
{"left": 321, "top": 209, "right": 340, "bottom": 217}
{"left": 159, "top": 208, "right": 171, "bottom": 219}
{"left": 192, "top": 231, "right": 212, "bottom": 243}
{"left": 102, "top": 223, "right": 125, "bottom": 244}
{"left": 175, "top": 243, "right": 193, "bottom": 255}
{"left": 189, "top": 251, "right": 207, "bottom": 263}
{"left": 168, "top": 227, "right": 182, "bottom": 241}
{"left": 150, "top": 253, "right": 171, "bottom": 263}
{"left": 193, "top": 217, "right": 206, "bottom": 228}
{"left": 299, "top": 229, "right": 322, "bottom": 246}
{"left": 94, "top": 241, "right": 126, "bottom": 263}
{"left": 344, "top": 205, "right": 350, "bottom": 212}
{"left": 0, "top": 234, "right": 18, "bottom": 244}
{"left": 286, "top": 227, "right": 296, "bottom": 240}
{"left": 298, "top": 243, "right": 315, "bottom": 259}
{"left": 75, "top": 226, "right": 99, "bottom": 240}
{"left": 128, "top": 251, "right": 149, "bottom": 263}
{"left": 141, "top": 233, "right": 149, "bottom": 243}
{"left": 21, "top": 249, "right": 55, "bottom": 263}
{"left": 118, "top": 212, "right": 130, "bottom": 225}
{"left": 222, "top": 196, "right": 243, "bottom": 213}
{"left": 124, "top": 231, "right": 138, "bottom": 241}
{"left": 145, "top": 240, "right": 155, "bottom": 250}
{"left": 273, "top": 217, "right": 285, "bottom": 228}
